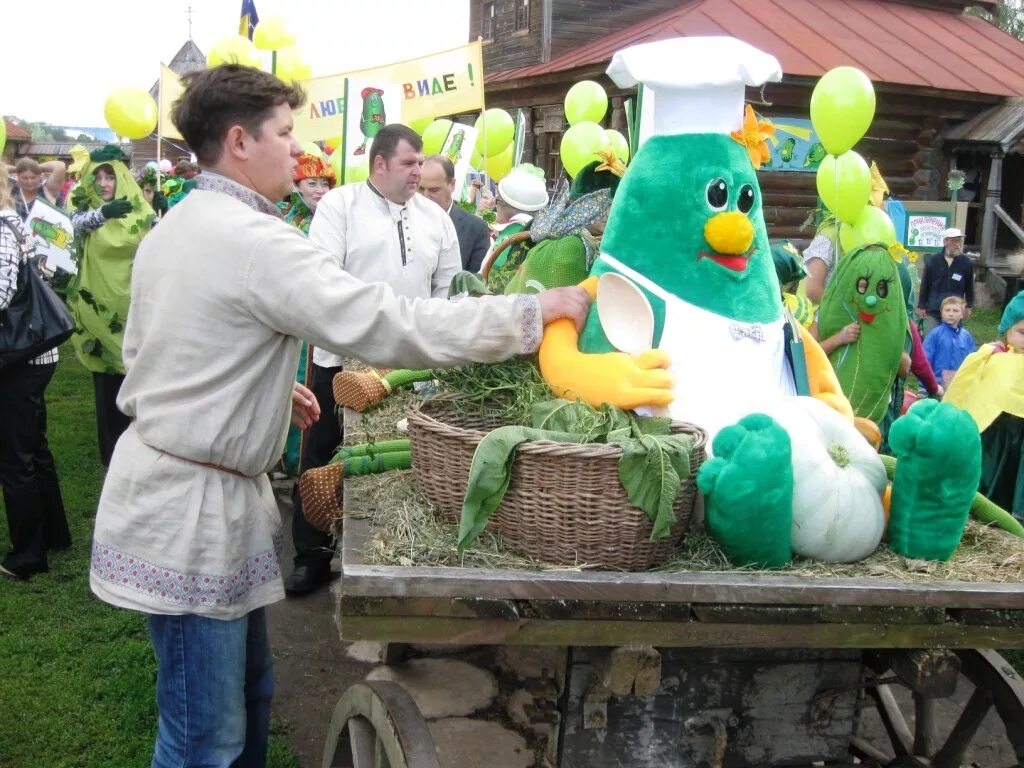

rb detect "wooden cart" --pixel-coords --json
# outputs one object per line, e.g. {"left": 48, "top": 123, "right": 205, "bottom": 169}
{"left": 323, "top": 507, "right": 1024, "bottom": 768}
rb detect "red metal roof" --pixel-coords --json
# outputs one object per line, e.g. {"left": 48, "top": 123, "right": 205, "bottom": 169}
{"left": 4, "top": 120, "right": 32, "bottom": 140}
{"left": 486, "top": 0, "right": 1024, "bottom": 97}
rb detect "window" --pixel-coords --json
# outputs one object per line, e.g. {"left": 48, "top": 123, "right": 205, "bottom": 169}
{"left": 483, "top": 2, "right": 495, "bottom": 41}
{"left": 515, "top": 0, "right": 530, "bottom": 31}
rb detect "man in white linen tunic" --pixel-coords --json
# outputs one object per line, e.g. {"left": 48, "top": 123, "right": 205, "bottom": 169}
{"left": 88, "top": 64, "right": 590, "bottom": 768}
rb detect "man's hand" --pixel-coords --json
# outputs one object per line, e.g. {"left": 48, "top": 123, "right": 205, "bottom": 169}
{"left": 477, "top": 187, "right": 495, "bottom": 213}
{"left": 100, "top": 197, "right": 133, "bottom": 219}
{"left": 915, "top": 307, "right": 927, "bottom": 319}
{"left": 538, "top": 286, "right": 591, "bottom": 332}
{"left": 291, "top": 382, "right": 321, "bottom": 429}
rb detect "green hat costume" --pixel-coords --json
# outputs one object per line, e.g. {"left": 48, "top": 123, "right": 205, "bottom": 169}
{"left": 69, "top": 145, "right": 154, "bottom": 374}
{"left": 999, "top": 290, "right": 1024, "bottom": 336}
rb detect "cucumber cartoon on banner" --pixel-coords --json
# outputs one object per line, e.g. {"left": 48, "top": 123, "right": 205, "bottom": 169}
{"left": 293, "top": 40, "right": 484, "bottom": 144}
{"left": 343, "top": 80, "right": 402, "bottom": 172}
{"left": 438, "top": 123, "right": 479, "bottom": 203}
{"left": 27, "top": 199, "right": 76, "bottom": 275}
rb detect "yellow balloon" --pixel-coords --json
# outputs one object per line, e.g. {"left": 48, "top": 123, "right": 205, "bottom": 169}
{"left": 469, "top": 151, "right": 483, "bottom": 170}
{"left": 103, "top": 88, "right": 158, "bottom": 140}
{"left": 207, "top": 35, "right": 262, "bottom": 69}
{"left": 275, "top": 45, "right": 310, "bottom": 83}
{"left": 564, "top": 81, "right": 607, "bottom": 126}
{"left": 253, "top": 17, "right": 295, "bottom": 51}
{"left": 473, "top": 108, "right": 514, "bottom": 158}
{"left": 324, "top": 136, "right": 342, "bottom": 150}
{"left": 604, "top": 129, "right": 629, "bottom": 163}
{"left": 483, "top": 143, "right": 514, "bottom": 181}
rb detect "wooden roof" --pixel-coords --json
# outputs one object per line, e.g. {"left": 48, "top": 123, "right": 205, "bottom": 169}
{"left": 486, "top": 0, "right": 1024, "bottom": 97}
{"left": 3, "top": 120, "right": 32, "bottom": 140}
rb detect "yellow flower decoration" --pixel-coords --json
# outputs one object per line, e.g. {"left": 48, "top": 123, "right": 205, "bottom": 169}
{"left": 594, "top": 147, "right": 627, "bottom": 178}
{"left": 888, "top": 242, "right": 919, "bottom": 264}
{"left": 730, "top": 105, "right": 775, "bottom": 168}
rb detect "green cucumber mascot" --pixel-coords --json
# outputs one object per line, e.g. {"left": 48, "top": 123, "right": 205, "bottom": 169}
{"left": 538, "top": 37, "right": 985, "bottom": 566}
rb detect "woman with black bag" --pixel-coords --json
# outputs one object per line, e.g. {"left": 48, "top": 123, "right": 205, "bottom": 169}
{"left": 0, "top": 169, "right": 71, "bottom": 580}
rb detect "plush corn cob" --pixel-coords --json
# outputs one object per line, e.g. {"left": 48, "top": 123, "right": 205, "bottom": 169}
{"left": 342, "top": 451, "right": 412, "bottom": 476}
{"left": 334, "top": 439, "right": 411, "bottom": 461}
{"left": 332, "top": 369, "right": 433, "bottom": 412}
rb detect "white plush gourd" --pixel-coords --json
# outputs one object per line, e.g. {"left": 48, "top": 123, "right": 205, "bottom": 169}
{"left": 758, "top": 397, "right": 886, "bottom": 563}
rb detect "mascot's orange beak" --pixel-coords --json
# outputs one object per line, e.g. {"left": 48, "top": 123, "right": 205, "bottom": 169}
{"left": 704, "top": 212, "right": 754, "bottom": 255}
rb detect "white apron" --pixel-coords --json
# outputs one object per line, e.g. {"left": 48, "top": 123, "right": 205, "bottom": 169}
{"left": 597, "top": 253, "right": 796, "bottom": 442}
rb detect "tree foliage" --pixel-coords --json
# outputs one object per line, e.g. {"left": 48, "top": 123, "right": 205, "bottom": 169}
{"left": 967, "top": 1, "right": 1024, "bottom": 40}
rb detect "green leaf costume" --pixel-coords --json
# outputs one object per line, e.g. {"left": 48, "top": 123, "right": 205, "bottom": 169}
{"left": 818, "top": 243, "right": 907, "bottom": 424}
{"left": 69, "top": 152, "right": 154, "bottom": 374}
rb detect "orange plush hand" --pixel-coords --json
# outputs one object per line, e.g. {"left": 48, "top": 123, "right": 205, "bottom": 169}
{"left": 538, "top": 278, "right": 674, "bottom": 411}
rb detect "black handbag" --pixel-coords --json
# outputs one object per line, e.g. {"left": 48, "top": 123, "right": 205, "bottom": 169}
{"left": 0, "top": 215, "right": 76, "bottom": 369}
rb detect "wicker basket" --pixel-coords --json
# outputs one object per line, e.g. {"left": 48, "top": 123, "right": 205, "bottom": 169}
{"left": 407, "top": 398, "right": 708, "bottom": 571}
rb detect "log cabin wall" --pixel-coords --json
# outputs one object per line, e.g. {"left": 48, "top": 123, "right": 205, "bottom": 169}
{"left": 472, "top": 0, "right": 681, "bottom": 74}
{"left": 485, "top": 71, "right": 1003, "bottom": 241}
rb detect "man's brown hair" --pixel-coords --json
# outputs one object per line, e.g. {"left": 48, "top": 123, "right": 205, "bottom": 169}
{"left": 369, "top": 124, "right": 423, "bottom": 167}
{"left": 171, "top": 64, "right": 305, "bottom": 165}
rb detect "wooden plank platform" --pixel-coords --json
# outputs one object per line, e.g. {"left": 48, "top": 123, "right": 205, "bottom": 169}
{"left": 339, "top": 517, "right": 1024, "bottom": 650}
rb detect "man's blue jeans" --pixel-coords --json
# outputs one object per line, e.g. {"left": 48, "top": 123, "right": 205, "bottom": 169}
{"left": 148, "top": 608, "right": 274, "bottom": 768}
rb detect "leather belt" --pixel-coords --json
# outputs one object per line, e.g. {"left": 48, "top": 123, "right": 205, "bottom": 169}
{"left": 159, "top": 449, "right": 252, "bottom": 478}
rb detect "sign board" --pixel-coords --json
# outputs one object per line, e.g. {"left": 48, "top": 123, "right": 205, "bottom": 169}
{"left": 898, "top": 201, "right": 969, "bottom": 253}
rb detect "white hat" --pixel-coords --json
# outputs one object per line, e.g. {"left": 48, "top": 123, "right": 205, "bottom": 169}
{"left": 940, "top": 227, "right": 964, "bottom": 240}
{"left": 497, "top": 170, "right": 549, "bottom": 212}
{"left": 607, "top": 37, "right": 782, "bottom": 145}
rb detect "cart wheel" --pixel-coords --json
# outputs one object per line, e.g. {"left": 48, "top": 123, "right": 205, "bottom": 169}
{"left": 322, "top": 680, "right": 441, "bottom": 768}
{"left": 850, "top": 649, "right": 1024, "bottom": 767}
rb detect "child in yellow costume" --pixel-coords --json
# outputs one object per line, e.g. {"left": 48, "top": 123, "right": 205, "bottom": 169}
{"left": 944, "top": 291, "right": 1024, "bottom": 522}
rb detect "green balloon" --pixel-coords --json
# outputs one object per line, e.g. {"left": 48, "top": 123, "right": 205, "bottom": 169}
{"left": 407, "top": 116, "right": 433, "bottom": 135}
{"left": 421, "top": 119, "right": 453, "bottom": 156}
{"left": 300, "top": 141, "right": 324, "bottom": 158}
{"left": 483, "top": 143, "right": 514, "bottom": 181}
{"left": 815, "top": 150, "right": 870, "bottom": 225}
{"left": 345, "top": 157, "right": 369, "bottom": 184}
{"left": 559, "top": 121, "right": 610, "bottom": 178}
{"left": 473, "top": 108, "right": 515, "bottom": 158}
{"left": 564, "top": 80, "right": 607, "bottom": 126}
{"left": 604, "top": 128, "right": 629, "bottom": 163}
{"left": 469, "top": 150, "right": 483, "bottom": 170}
{"left": 839, "top": 205, "right": 897, "bottom": 252}
{"left": 810, "top": 67, "right": 875, "bottom": 155}
{"left": 329, "top": 149, "right": 343, "bottom": 182}
{"left": 0, "top": 119, "right": 6, "bottom": 157}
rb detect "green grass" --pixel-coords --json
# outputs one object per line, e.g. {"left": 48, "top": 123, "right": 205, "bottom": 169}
{"left": 964, "top": 306, "right": 1001, "bottom": 345}
{"left": 0, "top": 348, "right": 299, "bottom": 768}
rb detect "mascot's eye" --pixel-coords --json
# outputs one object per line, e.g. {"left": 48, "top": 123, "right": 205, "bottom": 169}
{"left": 738, "top": 184, "right": 755, "bottom": 214}
{"left": 857, "top": 277, "right": 869, "bottom": 294}
{"left": 706, "top": 178, "right": 728, "bottom": 210}
{"left": 876, "top": 280, "right": 889, "bottom": 299}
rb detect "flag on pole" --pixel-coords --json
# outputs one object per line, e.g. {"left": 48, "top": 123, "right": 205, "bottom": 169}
{"left": 159, "top": 64, "right": 185, "bottom": 141}
{"left": 239, "top": 0, "right": 259, "bottom": 40}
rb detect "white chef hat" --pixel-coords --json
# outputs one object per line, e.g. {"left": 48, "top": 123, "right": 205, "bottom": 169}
{"left": 607, "top": 37, "right": 782, "bottom": 146}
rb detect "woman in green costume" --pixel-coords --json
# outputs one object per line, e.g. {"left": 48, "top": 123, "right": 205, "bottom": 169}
{"left": 277, "top": 153, "right": 336, "bottom": 475}
{"left": 68, "top": 145, "right": 154, "bottom": 465}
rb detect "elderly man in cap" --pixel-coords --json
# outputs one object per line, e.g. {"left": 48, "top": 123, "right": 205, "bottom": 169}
{"left": 917, "top": 227, "right": 974, "bottom": 335}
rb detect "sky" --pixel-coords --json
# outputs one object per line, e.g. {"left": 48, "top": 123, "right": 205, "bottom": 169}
{"left": 2, "top": 0, "right": 470, "bottom": 126}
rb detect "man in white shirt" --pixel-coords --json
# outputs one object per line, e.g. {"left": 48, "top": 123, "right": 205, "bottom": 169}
{"left": 88, "top": 65, "right": 589, "bottom": 767}
{"left": 286, "top": 125, "right": 463, "bottom": 595}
